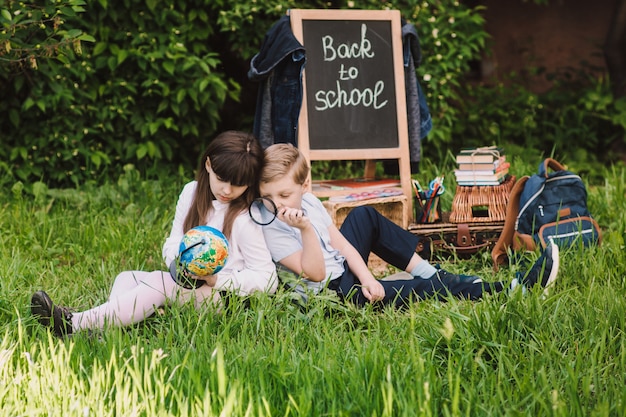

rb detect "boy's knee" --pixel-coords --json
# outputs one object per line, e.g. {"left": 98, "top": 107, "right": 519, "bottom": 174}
{"left": 347, "top": 205, "right": 377, "bottom": 220}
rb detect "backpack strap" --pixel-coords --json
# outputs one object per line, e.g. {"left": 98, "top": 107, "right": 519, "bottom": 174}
{"left": 538, "top": 158, "right": 566, "bottom": 177}
{"left": 491, "top": 175, "right": 528, "bottom": 270}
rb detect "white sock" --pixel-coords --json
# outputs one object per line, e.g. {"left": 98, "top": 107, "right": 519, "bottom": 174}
{"left": 508, "top": 277, "right": 528, "bottom": 295}
{"left": 410, "top": 260, "right": 438, "bottom": 279}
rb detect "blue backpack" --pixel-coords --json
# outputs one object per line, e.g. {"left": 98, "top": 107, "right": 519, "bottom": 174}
{"left": 492, "top": 158, "right": 601, "bottom": 268}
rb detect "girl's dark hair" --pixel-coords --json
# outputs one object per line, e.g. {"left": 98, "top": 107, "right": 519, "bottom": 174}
{"left": 183, "top": 131, "right": 263, "bottom": 238}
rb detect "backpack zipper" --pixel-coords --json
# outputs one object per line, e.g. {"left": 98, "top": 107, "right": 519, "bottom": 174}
{"left": 515, "top": 174, "right": 583, "bottom": 229}
{"left": 516, "top": 184, "right": 545, "bottom": 228}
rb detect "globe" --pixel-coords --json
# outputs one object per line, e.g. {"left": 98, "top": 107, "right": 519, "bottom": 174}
{"left": 178, "top": 225, "right": 229, "bottom": 276}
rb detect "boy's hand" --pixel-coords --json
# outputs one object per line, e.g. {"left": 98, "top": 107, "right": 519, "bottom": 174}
{"left": 361, "top": 277, "right": 385, "bottom": 302}
{"left": 278, "top": 207, "right": 311, "bottom": 230}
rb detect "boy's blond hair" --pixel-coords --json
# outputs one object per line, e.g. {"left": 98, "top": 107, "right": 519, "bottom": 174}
{"left": 261, "top": 143, "right": 309, "bottom": 186}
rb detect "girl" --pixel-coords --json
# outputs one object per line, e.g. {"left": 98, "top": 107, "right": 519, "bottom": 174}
{"left": 31, "top": 131, "right": 278, "bottom": 336}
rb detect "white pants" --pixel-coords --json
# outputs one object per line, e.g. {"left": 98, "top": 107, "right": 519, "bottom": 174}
{"left": 71, "top": 270, "right": 219, "bottom": 331}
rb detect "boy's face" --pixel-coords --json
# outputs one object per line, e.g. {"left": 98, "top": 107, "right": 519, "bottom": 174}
{"left": 259, "top": 172, "right": 308, "bottom": 210}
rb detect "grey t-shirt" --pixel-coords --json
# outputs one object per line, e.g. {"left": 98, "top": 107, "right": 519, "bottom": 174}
{"left": 260, "top": 193, "right": 346, "bottom": 294}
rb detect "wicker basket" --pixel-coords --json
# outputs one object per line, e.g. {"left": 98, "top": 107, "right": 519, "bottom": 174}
{"left": 322, "top": 194, "right": 409, "bottom": 229}
{"left": 449, "top": 175, "right": 516, "bottom": 223}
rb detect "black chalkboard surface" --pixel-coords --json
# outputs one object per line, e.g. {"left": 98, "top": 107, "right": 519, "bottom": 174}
{"left": 289, "top": 9, "right": 413, "bottom": 222}
{"left": 301, "top": 19, "right": 398, "bottom": 150}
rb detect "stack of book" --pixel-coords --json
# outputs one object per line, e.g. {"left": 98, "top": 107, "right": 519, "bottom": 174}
{"left": 453, "top": 147, "right": 509, "bottom": 186}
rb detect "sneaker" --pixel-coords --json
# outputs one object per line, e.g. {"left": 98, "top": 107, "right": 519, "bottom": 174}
{"left": 432, "top": 268, "right": 483, "bottom": 284}
{"left": 516, "top": 243, "right": 560, "bottom": 293}
{"left": 31, "top": 291, "right": 74, "bottom": 337}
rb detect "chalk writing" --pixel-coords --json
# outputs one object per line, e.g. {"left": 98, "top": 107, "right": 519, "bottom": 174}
{"left": 314, "top": 80, "right": 387, "bottom": 110}
{"left": 321, "top": 24, "right": 374, "bottom": 61}
{"left": 297, "top": 14, "right": 400, "bottom": 150}
{"left": 313, "top": 23, "right": 388, "bottom": 112}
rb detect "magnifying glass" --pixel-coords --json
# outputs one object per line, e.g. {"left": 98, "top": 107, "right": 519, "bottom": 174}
{"left": 169, "top": 240, "right": 206, "bottom": 289}
{"left": 248, "top": 197, "right": 279, "bottom": 226}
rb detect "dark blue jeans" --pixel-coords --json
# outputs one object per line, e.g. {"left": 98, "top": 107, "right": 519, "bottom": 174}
{"left": 333, "top": 206, "right": 504, "bottom": 307}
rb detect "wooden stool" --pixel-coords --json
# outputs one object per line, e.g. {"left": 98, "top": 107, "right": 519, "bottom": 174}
{"left": 322, "top": 194, "right": 409, "bottom": 229}
{"left": 322, "top": 194, "right": 409, "bottom": 275}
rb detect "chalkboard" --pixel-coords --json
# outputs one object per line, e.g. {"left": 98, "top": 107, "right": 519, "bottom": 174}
{"left": 300, "top": 18, "right": 399, "bottom": 150}
{"left": 290, "top": 9, "right": 408, "bottom": 158}
{"left": 289, "top": 9, "right": 413, "bottom": 222}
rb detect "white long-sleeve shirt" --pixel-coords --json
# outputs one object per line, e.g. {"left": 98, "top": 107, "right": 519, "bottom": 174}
{"left": 162, "top": 181, "right": 278, "bottom": 295}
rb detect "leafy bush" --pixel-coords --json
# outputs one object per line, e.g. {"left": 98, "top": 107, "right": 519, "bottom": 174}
{"left": 453, "top": 73, "right": 623, "bottom": 182}
{"left": 2, "top": 0, "right": 622, "bottom": 188}
{"left": 1, "top": 0, "right": 239, "bottom": 186}
{"left": 0, "top": 0, "right": 92, "bottom": 70}
{"left": 1, "top": 0, "right": 489, "bottom": 187}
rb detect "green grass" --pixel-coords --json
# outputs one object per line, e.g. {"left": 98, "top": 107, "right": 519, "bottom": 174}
{"left": 1, "top": 157, "right": 625, "bottom": 416}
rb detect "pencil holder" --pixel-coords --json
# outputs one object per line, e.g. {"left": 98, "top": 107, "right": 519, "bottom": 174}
{"left": 415, "top": 196, "right": 442, "bottom": 224}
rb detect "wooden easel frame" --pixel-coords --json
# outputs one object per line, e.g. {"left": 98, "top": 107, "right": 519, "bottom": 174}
{"left": 289, "top": 9, "right": 413, "bottom": 223}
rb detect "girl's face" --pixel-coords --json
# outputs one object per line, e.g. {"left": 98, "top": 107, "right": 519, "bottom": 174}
{"left": 206, "top": 159, "right": 248, "bottom": 204}
{"left": 259, "top": 171, "right": 308, "bottom": 211}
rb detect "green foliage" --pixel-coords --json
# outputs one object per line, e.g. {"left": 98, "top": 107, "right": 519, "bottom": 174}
{"left": 582, "top": 76, "right": 626, "bottom": 132}
{"left": 1, "top": 0, "right": 623, "bottom": 188}
{"left": 408, "top": 2, "right": 489, "bottom": 145}
{"left": 0, "top": 0, "right": 489, "bottom": 187}
{"left": 451, "top": 74, "right": 623, "bottom": 182}
{"left": 1, "top": 0, "right": 240, "bottom": 186}
{"left": 0, "top": 0, "right": 93, "bottom": 70}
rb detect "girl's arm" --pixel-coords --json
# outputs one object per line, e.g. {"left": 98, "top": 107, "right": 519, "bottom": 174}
{"left": 213, "top": 215, "right": 278, "bottom": 295}
{"left": 327, "top": 224, "right": 385, "bottom": 302}
{"left": 162, "top": 182, "right": 196, "bottom": 266}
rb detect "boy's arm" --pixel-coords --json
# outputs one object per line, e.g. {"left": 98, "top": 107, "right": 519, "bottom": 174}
{"left": 276, "top": 207, "right": 327, "bottom": 282}
{"left": 327, "top": 225, "right": 385, "bottom": 302}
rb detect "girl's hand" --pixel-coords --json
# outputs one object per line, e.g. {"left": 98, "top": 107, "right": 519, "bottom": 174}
{"left": 277, "top": 207, "right": 311, "bottom": 230}
{"left": 361, "top": 278, "right": 385, "bottom": 302}
{"left": 196, "top": 274, "right": 217, "bottom": 287}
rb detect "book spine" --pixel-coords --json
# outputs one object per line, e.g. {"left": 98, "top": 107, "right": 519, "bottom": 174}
{"left": 456, "top": 160, "right": 509, "bottom": 172}
{"left": 454, "top": 169, "right": 508, "bottom": 180}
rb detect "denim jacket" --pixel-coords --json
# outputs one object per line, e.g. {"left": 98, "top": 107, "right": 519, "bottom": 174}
{"left": 402, "top": 20, "right": 432, "bottom": 168}
{"left": 248, "top": 15, "right": 305, "bottom": 148}
{"left": 249, "top": 16, "right": 432, "bottom": 165}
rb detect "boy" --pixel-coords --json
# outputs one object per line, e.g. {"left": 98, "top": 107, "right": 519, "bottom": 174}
{"left": 258, "top": 143, "right": 559, "bottom": 307}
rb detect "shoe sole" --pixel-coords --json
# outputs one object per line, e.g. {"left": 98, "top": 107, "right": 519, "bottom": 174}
{"left": 542, "top": 243, "right": 560, "bottom": 296}
{"left": 31, "top": 291, "right": 53, "bottom": 326}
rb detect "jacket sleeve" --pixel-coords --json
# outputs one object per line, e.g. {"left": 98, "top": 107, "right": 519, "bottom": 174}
{"left": 214, "top": 214, "right": 278, "bottom": 295}
{"left": 162, "top": 182, "right": 197, "bottom": 267}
